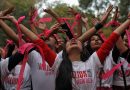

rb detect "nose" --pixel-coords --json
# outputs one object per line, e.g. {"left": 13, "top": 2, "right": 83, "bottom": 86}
{"left": 71, "top": 38, "right": 76, "bottom": 41}
{"left": 95, "top": 39, "right": 98, "bottom": 42}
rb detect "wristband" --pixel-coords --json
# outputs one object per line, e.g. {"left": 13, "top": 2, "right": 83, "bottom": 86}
{"left": 95, "top": 23, "right": 103, "bottom": 31}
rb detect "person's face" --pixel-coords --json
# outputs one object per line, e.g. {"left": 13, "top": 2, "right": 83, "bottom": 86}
{"left": 66, "top": 38, "right": 82, "bottom": 54}
{"left": 123, "top": 34, "right": 128, "bottom": 47}
{"left": 57, "top": 38, "right": 64, "bottom": 46}
{"left": 90, "top": 35, "right": 103, "bottom": 50}
{"left": 38, "top": 22, "right": 46, "bottom": 30}
{"left": 45, "top": 37, "right": 57, "bottom": 49}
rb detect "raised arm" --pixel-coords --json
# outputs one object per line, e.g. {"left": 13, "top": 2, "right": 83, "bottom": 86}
{"left": 81, "top": 16, "right": 89, "bottom": 31}
{"left": 0, "top": 19, "right": 19, "bottom": 45}
{"left": 28, "top": 7, "right": 38, "bottom": 34}
{"left": 112, "top": 6, "right": 119, "bottom": 21}
{"left": 5, "top": 16, "right": 57, "bottom": 67}
{"left": 97, "top": 16, "right": 130, "bottom": 63}
{"left": 68, "top": 7, "right": 82, "bottom": 38}
{"left": 44, "top": 9, "right": 60, "bottom": 23}
{"left": 19, "top": 24, "right": 57, "bottom": 66}
{"left": 78, "top": 5, "right": 113, "bottom": 43}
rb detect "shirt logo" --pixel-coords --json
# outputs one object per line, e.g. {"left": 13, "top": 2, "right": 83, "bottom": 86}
{"left": 73, "top": 70, "right": 93, "bottom": 85}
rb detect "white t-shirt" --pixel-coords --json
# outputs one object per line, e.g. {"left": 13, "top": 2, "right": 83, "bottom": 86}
{"left": 113, "top": 57, "right": 130, "bottom": 86}
{"left": 0, "top": 58, "right": 10, "bottom": 80}
{"left": 52, "top": 51, "right": 102, "bottom": 90}
{"left": 4, "top": 64, "right": 31, "bottom": 90}
{"left": 96, "top": 51, "right": 114, "bottom": 88}
{"left": 0, "top": 58, "right": 31, "bottom": 90}
{"left": 28, "top": 50, "right": 55, "bottom": 90}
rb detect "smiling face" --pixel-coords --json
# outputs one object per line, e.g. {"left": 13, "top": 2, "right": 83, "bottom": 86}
{"left": 90, "top": 35, "right": 103, "bottom": 50}
{"left": 66, "top": 38, "right": 82, "bottom": 54}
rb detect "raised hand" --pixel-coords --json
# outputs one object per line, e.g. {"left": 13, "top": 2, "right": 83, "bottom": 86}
{"left": 115, "top": 6, "right": 118, "bottom": 13}
{"left": 100, "top": 5, "right": 113, "bottom": 24}
{"left": 0, "top": 7, "right": 14, "bottom": 17}
{"left": 0, "top": 15, "right": 17, "bottom": 23}
{"left": 81, "top": 17, "right": 88, "bottom": 24}
{"left": 112, "top": 6, "right": 119, "bottom": 20}
{"left": 43, "top": 8, "right": 57, "bottom": 17}
{"left": 2, "top": 6, "right": 15, "bottom": 16}
{"left": 67, "top": 7, "right": 78, "bottom": 16}
{"left": 43, "top": 8, "right": 60, "bottom": 23}
{"left": 91, "top": 18, "right": 99, "bottom": 25}
{"left": 28, "top": 6, "right": 37, "bottom": 18}
{"left": 50, "top": 23, "right": 64, "bottom": 34}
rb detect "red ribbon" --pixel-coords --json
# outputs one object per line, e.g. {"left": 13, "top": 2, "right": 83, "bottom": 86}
{"left": 105, "top": 20, "right": 120, "bottom": 27}
{"left": 38, "top": 17, "right": 52, "bottom": 23}
{"left": 13, "top": 16, "right": 46, "bottom": 90}
{"left": 98, "top": 31, "right": 107, "bottom": 41}
{"left": 102, "top": 61, "right": 124, "bottom": 80}
{"left": 14, "top": 16, "right": 25, "bottom": 47}
{"left": 30, "top": 9, "right": 38, "bottom": 24}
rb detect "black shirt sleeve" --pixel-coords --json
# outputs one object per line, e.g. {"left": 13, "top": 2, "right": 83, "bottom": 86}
{"left": 8, "top": 48, "right": 35, "bottom": 71}
{"left": 61, "top": 23, "right": 74, "bottom": 39}
{"left": 112, "top": 46, "right": 120, "bottom": 63}
{"left": 8, "top": 52, "right": 24, "bottom": 71}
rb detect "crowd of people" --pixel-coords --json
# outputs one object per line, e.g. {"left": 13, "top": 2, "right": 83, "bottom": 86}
{"left": 0, "top": 4, "right": 130, "bottom": 90}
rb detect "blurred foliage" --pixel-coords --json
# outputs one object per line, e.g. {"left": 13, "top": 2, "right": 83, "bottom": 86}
{"left": 79, "top": 0, "right": 130, "bottom": 21}
{"left": 119, "top": 0, "right": 130, "bottom": 21}
{"left": 0, "top": 0, "right": 130, "bottom": 46}
{"left": 0, "top": 0, "right": 35, "bottom": 46}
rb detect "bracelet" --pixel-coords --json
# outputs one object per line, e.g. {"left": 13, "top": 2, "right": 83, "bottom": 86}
{"left": 95, "top": 23, "right": 103, "bottom": 31}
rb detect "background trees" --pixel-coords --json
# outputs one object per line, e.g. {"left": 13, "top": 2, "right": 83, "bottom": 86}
{"left": 0, "top": 0, "right": 129, "bottom": 46}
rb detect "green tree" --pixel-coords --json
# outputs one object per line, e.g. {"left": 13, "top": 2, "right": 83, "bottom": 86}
{"left": 0, "top": 0, "right": 35, "bottom": 46}
{"left": 119, "top": 0, "right": 130, "bottom": 21}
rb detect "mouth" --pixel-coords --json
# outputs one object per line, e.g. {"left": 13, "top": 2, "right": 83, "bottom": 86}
{"left": 70, "top": 39, "right": 77, "bottom": 45}
{"left": 71, "top": 42, "right": 77, "bottom": 45}
{"left": 95, "top": 43, "right": 99, "bottom": 45}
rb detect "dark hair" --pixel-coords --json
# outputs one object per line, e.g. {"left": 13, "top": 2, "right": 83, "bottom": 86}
{"left": 86, "top": 34, "right": 104, "bottom": 55}
{"left": 56, "top": 44, "right": 90, "bottom": 90}
{"left": 6, "top": 43, "right": 15, "bottom": 58}
{"left": 55, "top": 49, "right": 72, "bottom": 90}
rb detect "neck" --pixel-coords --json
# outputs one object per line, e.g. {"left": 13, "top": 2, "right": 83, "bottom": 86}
{"left": 68, "top": 51, "right": 81, "bottom": 61}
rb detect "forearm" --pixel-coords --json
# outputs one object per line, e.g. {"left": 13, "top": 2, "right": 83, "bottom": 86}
{"left": 114, "top": 19, "right": 130, "bottom": 35}
{"left": 76, "top": 19, "right": 82, "bottom": 38}
{"left": 112, "top": 12, "right": 118, "bottom": 21}
{"left": 78, "top": 27, "right": 96, "bottom": 42}
{"left": 30, "top": 24, "right": 38, "bottom": 34}
{"left": 46, "top": 10, "right": 60, "bottom": 23}
{"left": 19, "top": 24, "right": 39, "bottom": 41}
{"left": 84, "top": 23, "right": 89, "bottom": 31}
{"left": 0, "top": 20, "right": 19, "bottom": 45}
